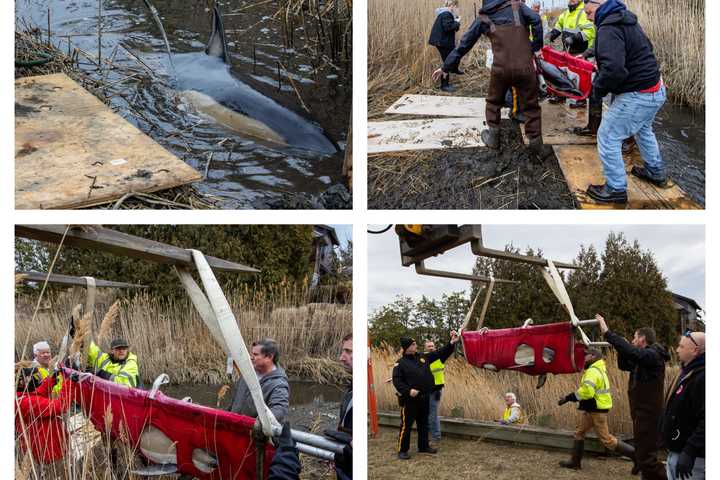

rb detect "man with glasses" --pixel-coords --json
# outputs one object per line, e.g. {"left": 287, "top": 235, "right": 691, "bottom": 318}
{"left": 597, "top": 315, "right": 669, "bottom": 479}
{"left": 579, "top": 0, "right": 666, "bottom": 204}
{"left": 661, "top": 331, "right": 705, "bottom": 479}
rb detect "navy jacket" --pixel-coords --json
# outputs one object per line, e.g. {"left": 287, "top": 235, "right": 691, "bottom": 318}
{"left": 443, "top": 0, "right": 542, "bottom": 73}
{"left": 429, "top": 9, "right": 461, "bottom": 48}
{"left": 591, "top": 0, "right": 661, "bottom": 101}
{"left": 661, "top": 354, "right": 705, "bottom": 458}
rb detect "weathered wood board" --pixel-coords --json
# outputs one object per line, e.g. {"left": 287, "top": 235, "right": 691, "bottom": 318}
{"left": 553, "top": 145, "right": 702, "bottom": 210}
{"left": 15, "top": 73, "right": 201, "bottom": 209}
{"left": 377, "top": 411, "right": 623, "bottom": 453}
{"left": 15, "top": 225, "right": 261, "bottom": 273}
{"left": 368, "top": 117, "right": 486, "bottom": 153}
{"left": 17, "top": 271, "right": 147, "bottom": 289}
{"left": 523, "top": 100, "right": 597, "bottom": 146}
{"left": 385, "top": 94, "right": 501, "bottom": 119}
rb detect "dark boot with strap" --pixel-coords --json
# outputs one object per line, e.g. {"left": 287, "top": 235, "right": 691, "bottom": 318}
{"left": 481, "top": 127, "right": 501, "bottom": 150}
{"left": 440, "top": 74, "right": 456, "bottom": 93}
{"left": 559, "top": 440, "right": 584, "bottom": 469}
{"left": 574, "top": 101, "right": 602, "bottom": 136}
{"left": 614, "top": 440, "right": 637, "bottom": 473}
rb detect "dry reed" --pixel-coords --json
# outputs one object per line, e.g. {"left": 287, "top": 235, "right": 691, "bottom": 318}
{"left": 372, "top": 346, "right": 680, "bottom": 436}
{"left": 625, "top": 0, "right": 704, "bottom": 108}
{"left": 16, "top": 286, "right": 352, "bottom": 385}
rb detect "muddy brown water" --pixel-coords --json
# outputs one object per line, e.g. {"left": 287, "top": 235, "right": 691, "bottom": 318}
{"left": 162, "top": 380, "right": 346, "bottom": 432}
{"left": 16, "top": 0, "right": 351, "bottom": 209}
{"left": 368, "top": 103, "right": 704, "bottom": 210}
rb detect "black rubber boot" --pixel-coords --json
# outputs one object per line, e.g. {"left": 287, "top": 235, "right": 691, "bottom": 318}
{"left": 481, "top": 127, "right": 500, "bottom": 150}
{"left": 528, "top": 136, "right": 550, "bottom": 161}
{"left": 573, "top": 102, "right": 602, "bottom": 136}
{"left": 418, "top": 447, "right": 438, "bottom": 454}
{"left": 614, "top": 440, "right": 637, "bottom": 473}
{"left": 559, "top": 440, "right": 584, "bottom": 470}
{"left": 398, "top": 451, "right": 410, "bottom": 460}
{"left": 586, "top": 184, "right": 628, "bottom": 204}
{"left": 440, "top": 75, "right": 456, "bottom": 93}
{"left": 631, "top": 165, "right": 668, "bottom": 187}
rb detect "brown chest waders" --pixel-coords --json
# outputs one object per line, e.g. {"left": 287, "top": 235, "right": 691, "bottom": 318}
{"left": 481, "top": 0, "right": 542, "bottom": 140}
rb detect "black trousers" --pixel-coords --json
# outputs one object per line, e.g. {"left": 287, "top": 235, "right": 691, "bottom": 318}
{"left": 436, "top": 46, "right": 454, "bottom": 85}
{"left": 398, "top": 394, "right": 430, "bottom": 453}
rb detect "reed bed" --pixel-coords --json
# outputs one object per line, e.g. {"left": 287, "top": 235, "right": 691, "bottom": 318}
{"left": 372, "top": 347, "right": 680, "bottom": 436}
{"left": 16, "top": 287, "right": 352, "bottom": 385}
{"left": 625, "top": 0, "right": 704, "bottom": 109}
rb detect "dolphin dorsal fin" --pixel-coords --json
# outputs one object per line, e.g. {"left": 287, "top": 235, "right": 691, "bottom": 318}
{"left": 205, "top": 5, "right": 231, "bottom": 66}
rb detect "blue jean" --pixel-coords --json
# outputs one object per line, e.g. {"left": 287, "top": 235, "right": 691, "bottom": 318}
{"left": 428, "top": 390, "right": 442, "bottom": 440}
{"left": 597, "top": 85, "right": 666, "bottom": 191}
{"left": 666, "top": 451, "right": 705, "bottom": 480}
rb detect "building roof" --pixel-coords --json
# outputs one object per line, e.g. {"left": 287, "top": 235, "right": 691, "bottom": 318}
{"left": 671, "top": 292, "right": 703, "bottom": 312}
{"left": 313, "top": 225, "right": 340, "bottom": 246}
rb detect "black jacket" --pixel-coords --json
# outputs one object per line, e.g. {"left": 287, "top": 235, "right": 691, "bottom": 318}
{"left": 660, "top": 354, "right": 705, "bottom": 458}
{"left": 429, "top": 9, "right": 460, "bottom": 48}
{"left": 443, "top": 0, "right": 542, "bottom": 73}
{"left": 392, "top": 341, "right": 456, "bottom": 398}
{"left": 338, "top": 383, "right": 352, "bottom": 433}
{"left": 605, "top": 331, "right": 669, "bottom": 389}
{"left": 591, "top": 0, "right": 661, "bottom": 101}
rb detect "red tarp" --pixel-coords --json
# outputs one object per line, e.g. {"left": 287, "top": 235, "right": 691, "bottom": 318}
{"left": 64, "top": 368, "right": 274, "bottom": 480}
{"left": 462, "top": 322, "right": 586, "bottom": 376}
{"left": 541, "top": 46, "right": 595, "bottom": 101}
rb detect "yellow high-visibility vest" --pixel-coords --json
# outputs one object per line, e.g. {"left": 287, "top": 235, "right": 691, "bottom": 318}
{"left": 430, "top": 359, "right": 445, "bottom": 386}
{"left": 502, "top": 404, "right": 528, "bottom": 424}
{"left": 35, "top": 365, "right": 63, "bottom": 397}
{"left": 87, "top": 341, "right": 140, "bottom": 388}
{"left": 576, "top": 359, "right": 613, "bottom": 410}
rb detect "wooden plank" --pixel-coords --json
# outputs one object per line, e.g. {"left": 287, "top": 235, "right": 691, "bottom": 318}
{"left": 384, "top": 95, "right": 499, "bottom": 118}
{"left": 377, "top": 411, "right": 620, "bottom": 454}
{"left": 525, "top": 100, "right": 598, "bottom": 146}
{"left": 15, "top": 225, "right": 261, "bottom": 273}
{"left": 368, "top": 118, "right": 486, "bottom": 153}
{"left": 17, "top": 271, "right": 147, "bottom": 289}
{"left": 15, "top": 73, "right": 202, "bottom": 209}
{"left": 553, "top": 145, "right": 702, "bottom": 210}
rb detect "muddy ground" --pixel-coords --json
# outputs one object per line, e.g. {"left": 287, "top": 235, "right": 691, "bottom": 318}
{"left": 369, "top": 427, "right": 638, "bottom": 479}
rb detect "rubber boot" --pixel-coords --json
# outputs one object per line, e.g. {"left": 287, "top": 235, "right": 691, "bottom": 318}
{"left": 440, "top": 75, "right": 456, "bottom": 93}
{"left": 559, "top": 440, "right": 584, "bottom": 470}
{"left": 613, "top": 440, "right": 639, "bottom": 474}
{"left": 528, "top": 136, "right": 548, "bottom": 161}
{"left": 569, "top": 98, "right": 587, "bottom": 109}
{"left": 481, "top": 127, "right": 500, "bottom": 150}
{"left": 573, "top": 102, "right": 602, "bottom": 136}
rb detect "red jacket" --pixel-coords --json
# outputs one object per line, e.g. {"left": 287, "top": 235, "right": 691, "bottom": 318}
{"left": 15, "top": 374, "right": 74, "bottom": 463}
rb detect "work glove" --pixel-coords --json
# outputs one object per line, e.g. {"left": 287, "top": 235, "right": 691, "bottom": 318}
{"left": 675, "top": 451, "right": 695, "bottom": 479}
{"left": 558, "top": 393, "right": 577, "bottom": 406}
{"left": 96, "top": 370, "right": 113, "bottom": 381}
{"left": 549, "top": 28, "right": 561, "bottom": 42}
{"left": 565, "top": 35, "right": 575, "bottom": 47}
{"left": 275, "top": 421, "right": 295, "bottom": 450}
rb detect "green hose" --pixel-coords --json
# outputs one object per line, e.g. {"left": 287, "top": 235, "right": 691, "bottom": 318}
{"left": 16, "top": 52, "right": 53, "bottom": 67}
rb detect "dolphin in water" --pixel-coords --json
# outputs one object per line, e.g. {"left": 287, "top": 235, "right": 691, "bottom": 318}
{"left": 170, "top": 5, "right": 337, "bottom": 154}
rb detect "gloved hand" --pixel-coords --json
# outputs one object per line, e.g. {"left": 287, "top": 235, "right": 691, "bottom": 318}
{"left": 558, "top": 393, "right": 577, "bottom": 406}
{"left": 96, "top": 370, "right": 112, "bottom": 381}
{"left": 69, "top": 371, "right": 83, "bottom": 382}
{"left": 675, "top": 451, "right": 695, "bottom": 479}
{"left": 549, "top": 28, "right": 561, "bottom": 42}
{"left": 565, "top": 35, "right": 575, "bottom": 47}
{"left": 275, "top": 421, "right": 295, "bottom": 450}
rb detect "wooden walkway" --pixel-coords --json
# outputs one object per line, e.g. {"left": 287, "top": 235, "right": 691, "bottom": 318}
{"left": 15, "top": 73, "right": 201, "bottom": 209}
{"left": 377, "top": 411, "right": 621, "bottom": 454}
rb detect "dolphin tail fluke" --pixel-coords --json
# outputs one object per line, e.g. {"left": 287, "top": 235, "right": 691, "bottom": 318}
{"left": 205, "top": 5, "right": 231, "bottom": 65}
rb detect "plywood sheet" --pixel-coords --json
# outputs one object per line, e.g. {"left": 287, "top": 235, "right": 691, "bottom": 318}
{"left": 15, "top": 73, "right": 201, "bottom": 209}
{"left": 521, "top": 100, "right": 597, "bottom": 146}
{"left": 553, "top": 144, "right": 702, "bottom": 210}
{"left": 368, "top": 117, "right": 485, "bottom": 153}
{"left": 385, "top": 94, "right": 506, "bottom": 119}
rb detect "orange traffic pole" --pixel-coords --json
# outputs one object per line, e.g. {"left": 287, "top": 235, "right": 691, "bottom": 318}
{"left": 368, "top": 336, "right": 380, "bottom": 437}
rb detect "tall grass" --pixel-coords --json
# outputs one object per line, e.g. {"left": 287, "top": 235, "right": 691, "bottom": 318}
{"left": 368, "top": 0, "right": 488, "bottom": 97}
{"left": 372, "top": 347, "right": 679, "bottom": 436}
{"left": 16, "top": 285, "right": 352, "bottom": 385}
{"left": 625, "top": 0, "right": 704, "bottom": 108}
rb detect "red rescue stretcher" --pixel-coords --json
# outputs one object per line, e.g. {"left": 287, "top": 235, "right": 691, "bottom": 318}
{"left": 462, "top": 321, "right": 586, "bottom": 376}
{"left": 541, "top": 46, "right": 595, "bottom": 101}
{"left": 64, "top": 367, "right": 274, "bottom": 480}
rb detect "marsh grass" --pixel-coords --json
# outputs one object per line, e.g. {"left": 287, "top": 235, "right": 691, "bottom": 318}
{"left": 372, "top": 346, "right": 679, "bottom": 436}
{"left": 16, "top": 286, "right": 352, "bottom": 385}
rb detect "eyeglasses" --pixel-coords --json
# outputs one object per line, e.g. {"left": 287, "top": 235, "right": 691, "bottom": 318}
{"left": 684, "top": 330, "right": 699, "bottom": 347}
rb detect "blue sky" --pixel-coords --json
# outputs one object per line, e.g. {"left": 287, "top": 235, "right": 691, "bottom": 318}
{"left": 329, "top": 225, "right": 352, "bottom": 248}
{"left": 368, "top": 225, "right": 705, "bottom": 314}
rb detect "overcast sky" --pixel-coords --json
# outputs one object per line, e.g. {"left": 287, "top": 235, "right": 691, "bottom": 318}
{"left": 368, "top": 225, "right": 705, "bottom": 313}
{"left": 330, "top": 225, "right": 352, "bottom": 248}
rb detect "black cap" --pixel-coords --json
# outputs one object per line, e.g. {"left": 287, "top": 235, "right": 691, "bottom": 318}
{"left": 400, "top": 337, "right": 415, "bottom": 351}
{"left": 110, "top": 338, "right": 129, "bottom": 349}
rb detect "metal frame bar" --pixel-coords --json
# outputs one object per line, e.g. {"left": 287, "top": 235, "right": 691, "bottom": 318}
{"left": 17, "top": 271, "right": 147, "bottom": 289}
{"left": 414, "top": 261, "right": 518, "bottom": 284}
{"left": 16, "top": 225, "right": 260, "bottom": 274}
